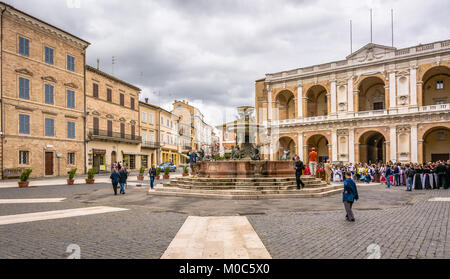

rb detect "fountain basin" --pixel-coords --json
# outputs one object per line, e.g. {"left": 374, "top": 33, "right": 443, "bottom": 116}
{"left": 196, "top": 160, "right": 295, "bottom": 178}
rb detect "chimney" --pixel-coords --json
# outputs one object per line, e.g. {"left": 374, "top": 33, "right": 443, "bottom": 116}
{"left": 145, "top": 98, "right": 148, "bottom": 103}
{"left": 96, "top": 58, "right": 100, "bottom": 70}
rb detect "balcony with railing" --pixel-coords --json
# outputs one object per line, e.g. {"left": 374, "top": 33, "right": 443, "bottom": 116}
{"left": 141, "top": 141, "right": 161, "bottom": 149}
{"left": 269, "top": 103, "right": 450, "bottom": 127}
{"left": 88, "top": 129, "right": 141, "bottom": 144}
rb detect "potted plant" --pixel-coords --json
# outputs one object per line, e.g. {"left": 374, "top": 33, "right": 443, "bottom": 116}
{"left": 138, "top": 166, "right": 145, "bottom": 181}
{"left": 182, "top": 165, "right": 189, "bottom": 177}
{"left": 163, "top": 167, "right": 170, "bottom": 179}
{"left": 86, "top": 168, "right": 96, "bottom": 184}
{"left": 18, "top": 168, "right": 32, "bottom": 188}
{"left": 67, "top": 168, "right": 77, "bottom": 185}
{"left": 155, "top": 167, "right": 161, "bottom": 180}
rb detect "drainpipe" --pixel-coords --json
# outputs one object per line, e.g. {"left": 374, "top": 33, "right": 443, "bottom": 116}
{"left": 1, "top": 7, "right": 6, "bottom": 180}
{"left": 83, "top": 46, "right": 87, "bottom": 175}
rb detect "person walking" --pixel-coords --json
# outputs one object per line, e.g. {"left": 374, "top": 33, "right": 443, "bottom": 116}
{"left": 119, "top": 167, "right": 128, "bottom": 195}
{"left": 309, "top": 147, "right": 318, "bottom": 176}
{"left": 149, "top": 165, "right": 157, "bottom": 190}
{"left": 187, "top": 150, "right": 198, "bottom": 175}
{"left": 343, "top": 172, "right": 358, "bottom": 222}
{"left": 110, "top": 168, "right": 121, "bottom": 196}
{"left": 295, "top": 157, "right": 305, "bottom": 190}
{"left": 405, "top": 164, "right": 414, "bottom": 191}
{"left": 324, "top": 160, "right": 332, "bottom": 185}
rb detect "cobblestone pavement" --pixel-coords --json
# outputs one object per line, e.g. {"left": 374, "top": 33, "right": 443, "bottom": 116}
{"left": 248, "top": 188, "right": 450, "bottom": 259}
{"left": 0, "top": 181, "right": 448, "bottom": 258}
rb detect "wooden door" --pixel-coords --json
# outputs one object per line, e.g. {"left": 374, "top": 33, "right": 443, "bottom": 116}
{"left": 45, "top": 152, "right": 53, "bottom": 175}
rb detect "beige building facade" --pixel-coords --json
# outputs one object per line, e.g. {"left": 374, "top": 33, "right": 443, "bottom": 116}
{"left": 0, "top": 2, "right": 90, "bottom": 178}
{"left": 139, "top": 99, "right": 159, "bottom": 167}
{"left": 85, "top": 66, "right": 142, "bottom": 173}
{"left": 256, "top": 40, "right": 450, "bottom": 164}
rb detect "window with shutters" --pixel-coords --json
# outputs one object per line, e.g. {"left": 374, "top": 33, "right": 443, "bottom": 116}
{"left": 68, "top": 153, "right": 75, "bottom": 165}
{"left": 45, "top": 84, "right": 54, "bottom": 105}
{"left": 67, "top": 121, "right": 75, "bottom": 139}
{"left": 19, "top": 151, "right": 30, "bottom": 165}
{"left": 18, "top": 36, "right": 29, "bottom": 56}
{"left": 120, "top": 123, "right": 125, "bottom": 138}
{"left": 45, "top": 118, "right": 55, "bottom": 137}
{"left": 107, "top": 120, "right": 113, "bottom": 137}
{"left": 67, "top": 55, "right": 75, "bottom": 71}
{"left": 131, "top": 125, "right": 135, "bottom": 140}
{"left": 149, "top": 113, "right": 153, "bottom": 124}
{"left": 142, "top": 111, "right": 147, "bottom": 123}
{"left": 67, "top": 90, "right": 75, "bottom": 109}
{"left": 93, "top": 83, "right": 99, "bottom": 98}
{"left": 131, "top": 97, "right": 135, "bottom": 109}
{"left": 19, "top": 77, "right": 30, "bottom": 99}
{"left": 142, "top": 131, "right": 147, "bottom": 143}
{"left": 437, "top": 80, "right": 444, "bottom": 90}
{"left": 107, "top": 88, "right": 112, "bottom": 102}
{"left": 44, "top": 46, "right": 54, "bottom": 64}
{"left": 120, "top": 94, "right": 124, "bottom": 106}
{"left": 19, "top": 114, "right": 30, "bottom": 134}
{"left": 93, "top": 117, "right": 99, "bottom": 135}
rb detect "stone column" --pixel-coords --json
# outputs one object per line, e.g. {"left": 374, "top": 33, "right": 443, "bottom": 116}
{"left": 303, "top": 145, "right": 309, "bottom": 163}
{"left": 410, "top": 67, "right": 418, "bottom": 107}
{"left": 328, "top": 144, "right": 332, "bottom": 161}
{"left": 390, "top": 127, "right": 397, "bottom": 162}
{"left": 267, "top": 86, "right": 273, "bottom": 121}
{"left": 331, "top": 80, "right": 337, "bottom": 114}
{"left": 389, "top": 72, "right": 396, "bottom": 108}
{"left": 302, "top": 97, "right": 307, "bottom": 118}
{"left": 418, "top": 140, "right": 424, "bottom": 163}
{"left": 417, "top": 81, "right": 423, "bottom": 107}
{"left": 411, "top": 124, "right": 418, "bottom": 163}
{"left": 349, "top": 129, "right": 355, "bottom": 163}
{"left": 347, "top": 78, "right": 354, "bottom": 112}
{"left": 353, "top": 90, "right": 359, "bottom": 112}
{"left": 384, "top": 86, "right": 390, "bottom": 110}
{"left": 298, "top": 133, "right": 303, "bottom": 160}
{"left": 297, "top": 84, "right": 303, "bottom": 118}
{"left": 331, "top": 130, "right": 337, "bottom": 162}
{"left": 385, "top": 141, "right": 390, "bottom": 163}
{"left": 354, "top": 142, "right": 360, "bottom": 163}
{"left": 326, "top": 94, "right": 332, "bottom": 115}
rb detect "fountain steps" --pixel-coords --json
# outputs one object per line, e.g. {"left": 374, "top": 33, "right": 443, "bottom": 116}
{"left": 165, "top": 181, "right": 325, "bottom": 187}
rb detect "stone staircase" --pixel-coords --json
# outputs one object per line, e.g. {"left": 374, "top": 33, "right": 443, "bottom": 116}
{"left": 148, "top": 176, "right": 343, "bottom": 200}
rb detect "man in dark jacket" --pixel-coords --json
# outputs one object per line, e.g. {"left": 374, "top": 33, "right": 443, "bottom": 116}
{"left": 343, "top": 172, "right": 359, "bottom": 222}
{"left": 149, "top": 165, "right": 157, "bottom": 189}
{"left": 405, "top": 164, "right": 414, "bottom": 191}
{"left": 118, "top": 167, "right": 128, "bottom": 195}
{"left": 446, "top": 160, "right": 450, "bottom": 190}
{"left": 436, "top": 161, "right": 447, "bottom": 189}
{"left": 295, "top": 157, "right": 305, "bottom": 190}
{"left": 110, "top": 169, "right": 121, "bottom": 195}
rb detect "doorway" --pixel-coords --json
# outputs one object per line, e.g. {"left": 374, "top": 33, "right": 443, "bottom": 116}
{"left": 45, "top": 152, "right": 53, "bottom": 176}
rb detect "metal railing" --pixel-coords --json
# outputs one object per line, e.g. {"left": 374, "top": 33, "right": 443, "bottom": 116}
{"left": 88, "top": 129, "right": 141, "bottom": 143}
{"left": 141, "top": 141, "right": 161, "bottom": 149}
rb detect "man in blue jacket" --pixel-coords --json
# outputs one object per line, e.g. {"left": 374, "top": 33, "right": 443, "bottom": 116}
{"left": 110, "top": 169, "right": 121, "bottom": 195}
{"left": 343, "top": 171, "right": 359, "bottom": 222}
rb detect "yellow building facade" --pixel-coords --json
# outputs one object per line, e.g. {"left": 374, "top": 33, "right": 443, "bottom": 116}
{"left": 139, "top": 100, "right": 159, "bottom": 167}
{"left": 256, "top": 40, "right": 450, "bottom": 164}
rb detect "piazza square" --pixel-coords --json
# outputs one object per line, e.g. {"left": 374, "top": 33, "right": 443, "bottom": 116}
{"left": 0, "top": 0, "right": 449, "bottom": 266}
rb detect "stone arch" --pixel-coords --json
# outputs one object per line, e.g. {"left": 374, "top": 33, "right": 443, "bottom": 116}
{"left": 305, "top": 85, "right": 328, "bottom": 117}
{"left": 357, "top": 76, "right": 386, "bottom": 112}
{"left": 278, "top": 136, "right": 297, "bottom": 160}
{"left": 274, "top": 89, "right": 296, "bottom": 120}
{"left": 421, "top": 126, "right": 450, "bottom": 163}
{"left": 358, "top": 130, "right": 387, "bottom": 163}
{"left": 419, "top": 65, "right": 450, "bottom": 106}
{"left": 306, "top": 134, "right": 329, "bottom": 163}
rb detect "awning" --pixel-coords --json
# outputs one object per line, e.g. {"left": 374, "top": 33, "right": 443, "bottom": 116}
{"left": 121, "top": 151, "right": 149, "bottom": 156}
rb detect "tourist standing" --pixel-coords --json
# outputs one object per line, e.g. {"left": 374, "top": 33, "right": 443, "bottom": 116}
{"left": 119, "top": 167, "right": 128, "bottom": 195}
{"left": 436, "top": 161, "right": 447, "bottom": 189}
{"left": 405, "top": 164, "right": 414, "bottom": 191}
{"left": 343, "top": 172, "right": 358, "bottom": 222}
{"left": 309, "top": 147, "right": 318, "bottom": 176}
{"left": 149, "top": 165, "right": 157, "bottom": 189}
{"left": 385, "top": 165, "right": 393, "bottom": 188}
{"left": 110, "top": 169, "right": 120, "bottom": 196}
{"left": 187, "top": 150, "right": 198, "bottom": 175}
{"left": 295, "top": 157, "right": 305, "bottom": 189}
{"left": 324, "top": 160, "right": 332, "bottom": 185}
{"left": 393, "top": 163, "right": 400, "bottom": 186}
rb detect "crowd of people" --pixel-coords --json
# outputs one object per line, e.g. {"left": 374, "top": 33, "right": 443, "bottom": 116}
{"left": 320, "top": 161, "right": 450, "bottom": 190}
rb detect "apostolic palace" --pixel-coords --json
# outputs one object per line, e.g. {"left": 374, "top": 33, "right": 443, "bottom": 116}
{"left": 255, "top": 39, "right": 450, "bottom": 164}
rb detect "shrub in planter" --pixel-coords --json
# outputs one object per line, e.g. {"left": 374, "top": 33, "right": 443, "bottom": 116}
{"left": 138, "top": 166, "right": 145, "bottom": 181}
{"left": 86, "top": 168, "right": 96, "bottom": 184}
{"left": 182, "top": 165, "right": 189, "bottom": 176}
{"left": 163, "top": 167, "right": 170, "bottom": 179}
{"left": 224, "top": 153, "right": 231, "bottom": 160}
{"left": 155, "top": 167, "right": 161, "bottom": 180}
{"left": 67, "top": 168, "right": 77, "bottom": 185}
{"left": 18, "top": 168, "right": 32, "bottom": 188}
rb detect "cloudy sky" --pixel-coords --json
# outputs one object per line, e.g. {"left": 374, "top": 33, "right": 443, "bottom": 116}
{"left": 8, "top": 0, "right": 450, "bottom": 126}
